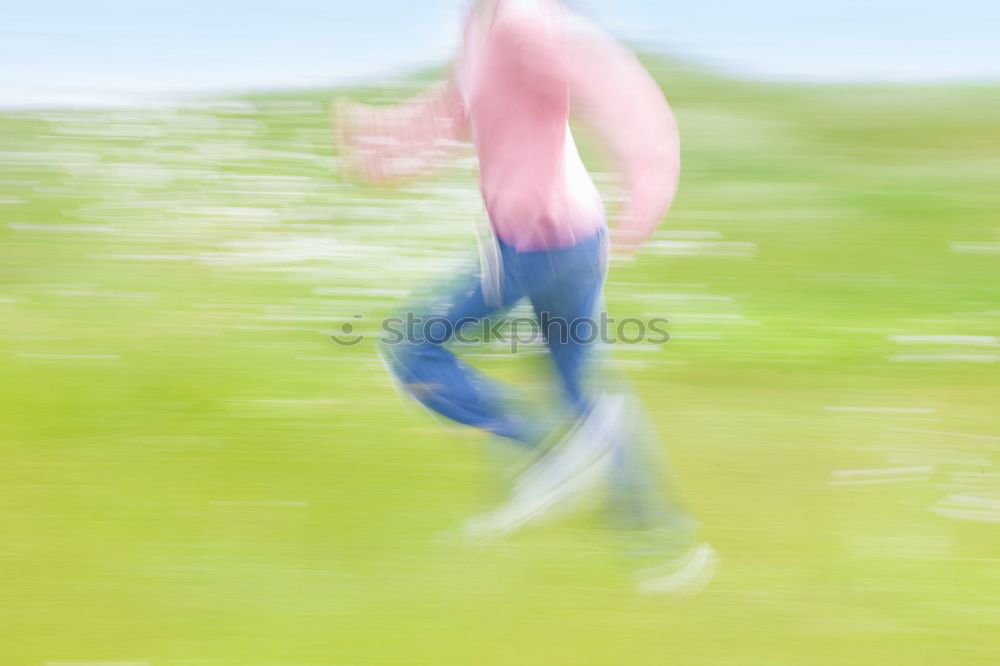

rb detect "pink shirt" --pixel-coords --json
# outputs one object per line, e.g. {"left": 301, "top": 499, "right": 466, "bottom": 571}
{"left": 340, "top": 0, "right": 680, "bottom": 252}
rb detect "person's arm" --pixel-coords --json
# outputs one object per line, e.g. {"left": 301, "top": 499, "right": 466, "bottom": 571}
{"left": 334, "top": 70, "right": 470, "bottom": 184}
{"left": 563, "top": 18, "right": 680, "bottom": 253}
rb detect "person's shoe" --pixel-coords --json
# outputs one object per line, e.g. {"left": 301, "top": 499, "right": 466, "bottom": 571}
{"left": 463, "top": 393, "right": 631, "bottom": 540}
{"left": 634, "top": 542, "right": 719, "bottom": 596}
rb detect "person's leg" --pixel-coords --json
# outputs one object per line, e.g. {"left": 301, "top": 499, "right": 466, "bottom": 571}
{"left": 521, "top": 230, "right": 608, "bottom": 417}
{"left": 606, "top": 401, "right": 698, "bottom": 548}
{"left": 522, "top": 232, "right": 696, "bottom": 539}
{"left": 380, "top": 254, "right": 541, "bottom": 445}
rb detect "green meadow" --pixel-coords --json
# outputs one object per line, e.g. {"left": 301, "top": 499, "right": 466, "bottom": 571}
{"left": 2, "top": 58, "right": 999, "bottom": 664}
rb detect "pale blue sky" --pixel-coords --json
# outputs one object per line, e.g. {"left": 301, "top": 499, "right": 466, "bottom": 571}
{"left": 2, "top": 0, "right": 999, "bottom": 105}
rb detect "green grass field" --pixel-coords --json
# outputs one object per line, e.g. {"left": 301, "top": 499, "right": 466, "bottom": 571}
{"left": 2, "top": 59, "right": 999, "bottom": 664}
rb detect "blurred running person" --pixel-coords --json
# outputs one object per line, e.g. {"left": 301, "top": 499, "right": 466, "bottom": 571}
{"left": 335, "top": 0, "right": 717, "bottom": 594}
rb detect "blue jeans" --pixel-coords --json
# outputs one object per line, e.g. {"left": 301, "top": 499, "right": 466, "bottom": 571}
{"left": 381, "top": 228, "right": 608, "bottom": 444}
{"left": 381, "top": 227, "right": 695, "bottom": 540}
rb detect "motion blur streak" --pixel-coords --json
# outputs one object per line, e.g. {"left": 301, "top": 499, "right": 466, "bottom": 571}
{"left": 2, "top": 9, "right": 1000, "bottom": 666}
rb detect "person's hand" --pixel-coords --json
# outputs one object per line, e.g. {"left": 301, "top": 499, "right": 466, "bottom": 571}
{"left": 609, "top": 226, "right": 644, "bottom": 262}
{"left": 332, "top": 98, "right": 392, "bottom": 183}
